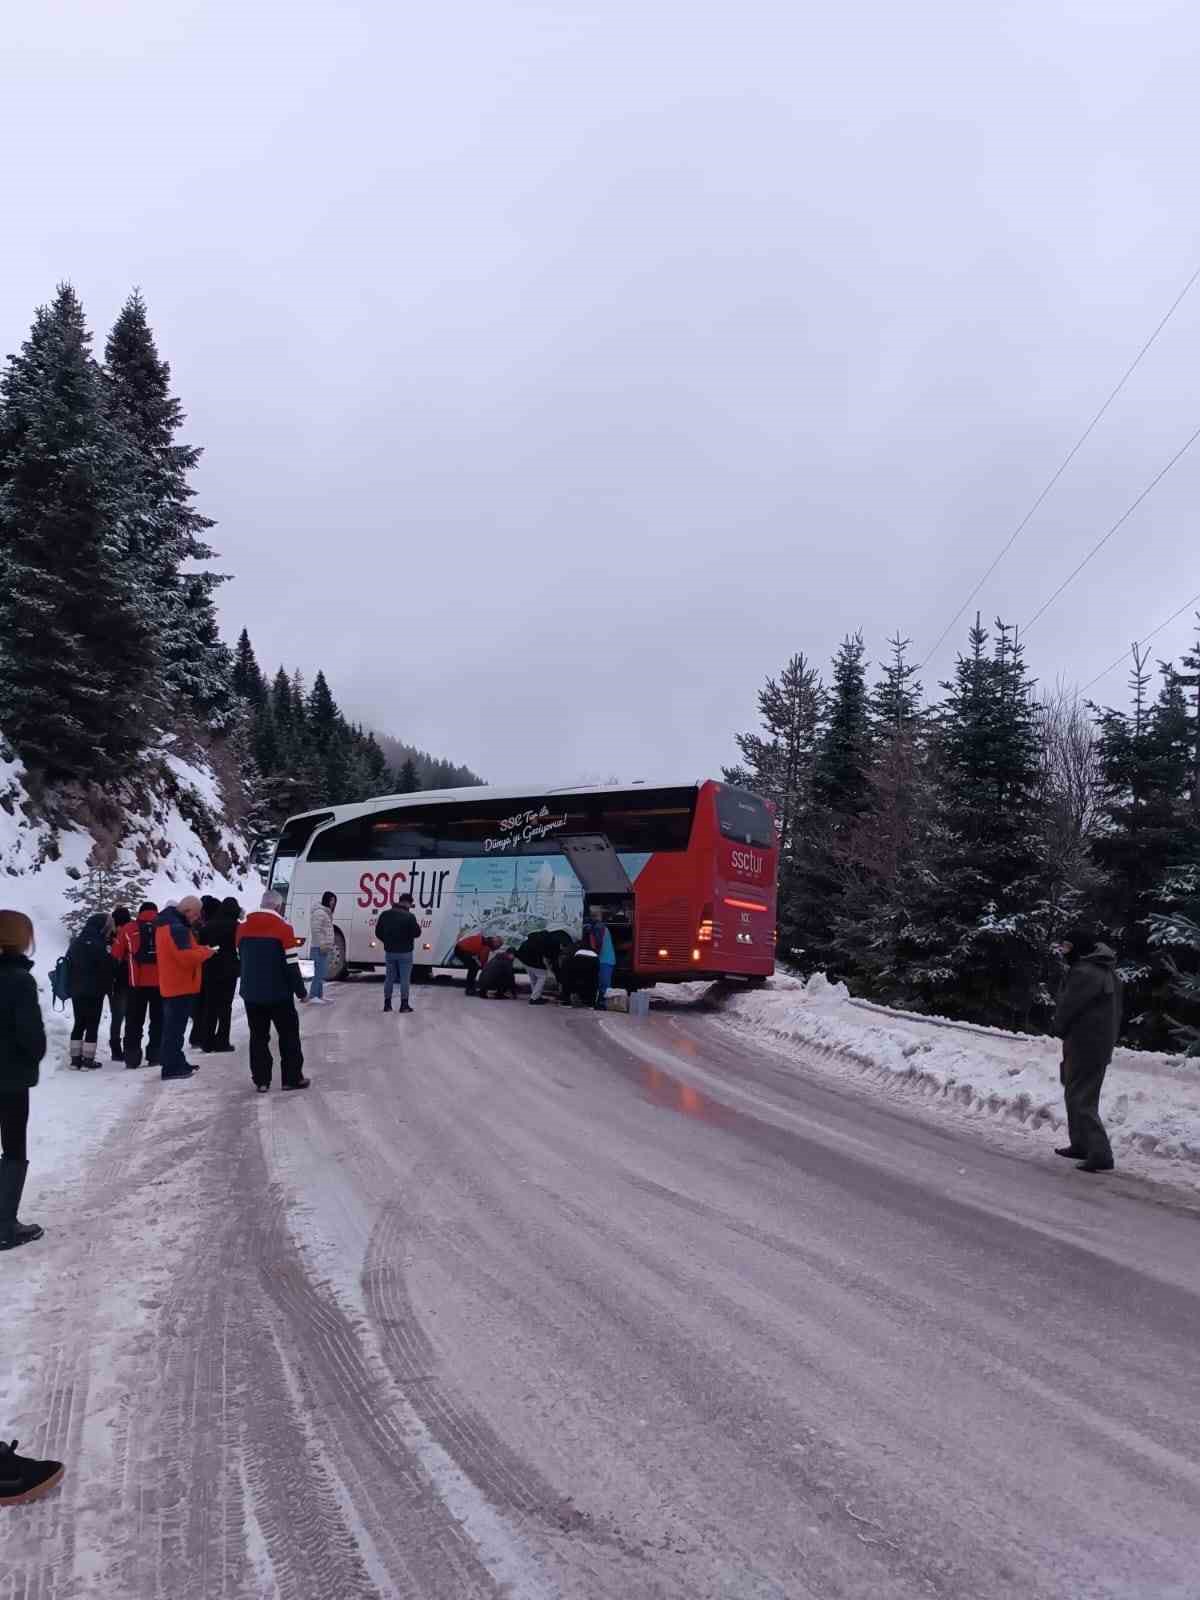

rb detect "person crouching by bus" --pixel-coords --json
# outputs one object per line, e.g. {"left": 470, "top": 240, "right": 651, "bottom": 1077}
{"left": 559, "top": 941, "right": 600, "bottom": 1009}
{"left": 237, "top": 891, "right": 309, "bottom": 1093}
{"left": 115, "top": 902, "right": 163, "bottom": 1068}
{"left": 0, "top": 909, "right": 48, "bottom": 1252}
{"left": 478, "top": 947, "right": 518, "bottom": 999}
{"left": 454, "top": 930, "right": 501, "bottom": 997}
{"left": 376, "top": 894, "right": 422, "bottom": 1014}
{"left": 308, "top": 892, "right": 337, "bottom": 1005}
{"left": 515, "top": 929, "right": 571, "bottom": 1005}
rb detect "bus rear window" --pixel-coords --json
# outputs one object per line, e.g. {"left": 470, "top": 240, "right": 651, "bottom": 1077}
{"left": 715, "top": 786, "right": 774, "bottom": 847}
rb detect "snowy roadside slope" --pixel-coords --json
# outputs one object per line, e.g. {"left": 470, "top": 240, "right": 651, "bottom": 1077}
{"left": 709, "top": 974, "right": 1200, "bottom": 1186}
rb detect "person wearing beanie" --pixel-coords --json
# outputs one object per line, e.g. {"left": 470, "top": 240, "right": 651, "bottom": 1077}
{"left": 66, "top": 913, "right": 117, "bottom": 1070}
{"left": 1052, "top": 927, "right": 1122, "bottom": 1173}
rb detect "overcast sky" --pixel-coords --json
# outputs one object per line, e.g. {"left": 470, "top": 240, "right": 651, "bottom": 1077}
{"left": 4, "top": 0, "right": 1200, "bottom": 785}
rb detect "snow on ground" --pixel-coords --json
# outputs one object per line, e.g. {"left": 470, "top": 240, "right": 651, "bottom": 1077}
{"left": 703, "top": 972, "right": 1200, "bottom": 1189}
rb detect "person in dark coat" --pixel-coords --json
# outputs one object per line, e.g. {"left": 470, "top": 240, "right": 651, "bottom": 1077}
{"left": 67, "top": 913, "right": 117, "bottom": 1070}
{"left": 376, "top": 895, "right": 422, "bottom": 1014}
{"left": 108, "top": 905, "right": 131, "bottom": 1062}
{"left": 237, "top": 891, "right": 308, "bottom": 1092}
{"left": 1053, "top": 927, "right": 1122, "bottom": 1173}
{"left": 0, "top": 909, "right": 47, "bottom": 1251}
{"left": 515, "top": 929, "right": 573, "bottom": 1005}
{"left": 478, "top": 948, "right": 518, "bottom": 998}
{"left": 198, "top": 897, "right": 241, "bottom": 1052}
{"left": 559, "top": 940, "right": 600, "bottom": 1009}
{"left": 190, "top": 895, "right": 223, "bottom": 1048}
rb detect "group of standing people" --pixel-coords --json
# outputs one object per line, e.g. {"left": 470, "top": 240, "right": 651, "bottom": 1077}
{"left": 63, "top": 894, "right": 244, "bottom": 1074}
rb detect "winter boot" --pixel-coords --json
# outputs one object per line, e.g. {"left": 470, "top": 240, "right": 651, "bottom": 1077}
{"left": 81, "top": 1041, "right": 99, "bottom": 1070}
{"left": 1055, "top": 1146, "right": 1086, "bottom": 1159}
{"left": 382, "top": 1000, "right": 392, "bottom": 1013}
{"left": 0, "top": 1159, "right": 44, "bottom": 1252}
{"left": 0, "top": 1439, "right": 65, "bottom": 1504}
{"left": 399, "top": 1002, "right": 413, "bottom": 1014}
{"left": 69, "top": 1042, "right": 83, "bottom": 1070}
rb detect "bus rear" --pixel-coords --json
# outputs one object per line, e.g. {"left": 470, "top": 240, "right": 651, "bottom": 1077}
{"left": 631, "top": 780, "right": 776, "bottom": 983}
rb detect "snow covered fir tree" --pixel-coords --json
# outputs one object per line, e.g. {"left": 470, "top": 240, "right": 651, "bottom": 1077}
{"left": 0, "top": 282, "right": 477, "bottom": 888}
{"left": 729, "top": 615, "right": 1200, "bottom": 1047}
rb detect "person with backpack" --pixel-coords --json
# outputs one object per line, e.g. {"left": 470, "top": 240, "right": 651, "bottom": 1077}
{"left": 108, "top": 906, "right": 131, "bottom": 1062}
{"left": 155, "top": 898, "right": 215, "bottom": 1081}
{"left": 198, "top": 897, "right": 241, "bottom": 1051}
{"left": 0, "top": 908, "right": 48, "bottom": 1252}
{"left": 308, "top": 891, "right": 337, "bottom": 1005}
{"left": 237, "top": 890, "right": 308, "bottom": 1092}
{"left": 189, "top": 895, "right": 223, "bottom": 1049}
{"left": 114, "top": 902, "right": 163, "bottom": 1069}
{"left": 66, "top": 913, "right": 117, "bottom": 1070}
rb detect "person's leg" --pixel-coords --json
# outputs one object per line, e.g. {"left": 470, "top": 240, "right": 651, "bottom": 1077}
{"left": 274, "top": 1002, "right": 305, "bottom": 1087}
{"left": 159, "top": 996, "right": 193, "bottom": 1078}
{"left": 461, "top": 953, "right": 480, "bottom": 995}
{"left": 578, "top": 962, "right": 598, "bottom": 1009}
{"left": 595, "top": 963, "right": 614, "bottom": 1009}
{"left": 246, "top": 1004, "right": 273, "bottom": 1088}
{"left": 69, "top": 1001, "right": 85, "bottom": 1067}
{"left": 109, "top": 986, "right": 127, "bottom": 1061}
{"left": 123, "top": 987, "right": 148, "bottom": 1067}
{"left": 529, "top": 965, "right": 548, "bottom": 1003}
{"left": 309, "top": 948, "right": 326, "bottom": 1001}
{"left": 0, "top": 1090, "right": 39, "bottom": 1250}
{"left": 398, "top": 954, "right": 414, "bottom": 1009}
{"left": 79, "top": 998, "right": 103, "bottom": 1067}
{"left": 147, "top": 991, "right": 163, "bottom": 1066}
{"left": 0, "top": 1090, "right": 29, "bottom": 1164}
{"left": 211, "top": 977, "right": 236, "bottom": 1049}
{"left": 384, "top": 954, "right": 397, "bottom": 1009}
{"left": 1067, "top": 1059, "right": 1114, "bottom": 1166}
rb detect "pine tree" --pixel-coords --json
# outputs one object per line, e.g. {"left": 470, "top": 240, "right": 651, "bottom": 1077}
{"left": 870, "top": 632, "right": 924, "bottom": 737}
{"left": 901, "top": 618, "right": 1049, "bottom": 1027}
{"left": 232, "top": 629, "right": 267, "bottom": 707}
{"left": 0, "top": 285, "right": 158, "bottom": 776}
{"left": 104, "top": 290, "right": 230, "bottom": 726}
{"left": 396, "top": 757, "right": 421, "bottom": 794}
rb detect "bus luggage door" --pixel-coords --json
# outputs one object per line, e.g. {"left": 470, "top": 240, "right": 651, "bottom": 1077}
{"left": 558, "top": 835, "right": 636, "bottom": 978}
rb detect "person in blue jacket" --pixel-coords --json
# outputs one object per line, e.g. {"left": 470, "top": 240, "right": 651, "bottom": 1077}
{"left": 583, "top": 906, "right": 616, "bottom": 1011}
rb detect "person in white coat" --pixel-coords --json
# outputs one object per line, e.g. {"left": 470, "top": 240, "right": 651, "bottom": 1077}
{"left": 308, "top": 892, "right": 338, "bottom": 1004}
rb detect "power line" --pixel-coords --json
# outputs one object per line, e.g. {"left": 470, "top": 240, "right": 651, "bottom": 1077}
{"left": 1080, "top": 589, "right": 1200, "bottom": 695}
{"left": 1022, "top": 421, "right": 1200, "bottom": 633}
{"left": 917, "top": 260, "right": 1200, "bottom": 670}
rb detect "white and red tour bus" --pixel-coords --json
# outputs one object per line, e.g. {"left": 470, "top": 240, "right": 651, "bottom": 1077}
{"left": 268, "top": 779, "right": 777, "bottom": 987}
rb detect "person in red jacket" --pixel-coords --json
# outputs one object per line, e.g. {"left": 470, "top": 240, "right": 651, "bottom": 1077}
{"left": 453, "top": 930, "right": 502, "bottom": 997}
{"left": 155, "top": 898, "right": 214, "bottom": 1081}
{"left": 113, "top": 902, "right": 163, "bottom": 1069}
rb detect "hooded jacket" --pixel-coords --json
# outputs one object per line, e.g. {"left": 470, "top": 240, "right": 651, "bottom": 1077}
{"left": 114, "top": 907, "right": 161, "bottom": 989}
{"left": 199, "top": 903, "right": 241, "bottom": 983}
{"left": 155, "top": 907, "right": 212, "bottom": 1000}
{"left": 68, "top": 914, "right": 118, "bottom": 1001}
{"left": 0, "top": 951, "right": 47, "bottom": 1091}
{"left": 309, "top": 902, "right": 336, "bottom": 954}
{"left": 237, "top": 910, "right": 305, "bottom": 1005}
{"left": 1053, "top": 944, "right": 1122, "bottom": 1073}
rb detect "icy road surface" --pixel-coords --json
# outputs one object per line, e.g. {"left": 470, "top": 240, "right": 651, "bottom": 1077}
{"left": 3, "top": 983, "right": 1199, "bottom": 1599}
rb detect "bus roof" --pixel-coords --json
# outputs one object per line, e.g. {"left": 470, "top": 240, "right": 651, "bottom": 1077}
{"left": 286, "top": 778, "right": 709, "bottom": 830}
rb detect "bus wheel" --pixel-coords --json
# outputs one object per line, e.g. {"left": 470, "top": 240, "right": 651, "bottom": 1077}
{"left": 327, "top": 930, "right": 348, "bottom": 982}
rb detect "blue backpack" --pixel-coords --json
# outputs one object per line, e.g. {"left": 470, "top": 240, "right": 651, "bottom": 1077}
{"left": 50, "top": 953, "right": 72, "bottom": 1009}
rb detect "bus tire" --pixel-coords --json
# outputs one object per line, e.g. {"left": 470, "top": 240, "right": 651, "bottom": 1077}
{"left": 327, "top": 929, "right": 348, "bottom": 982}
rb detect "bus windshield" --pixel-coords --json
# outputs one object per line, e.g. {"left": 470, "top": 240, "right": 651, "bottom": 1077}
{"left": 269, "top": 811, "right": 334, "bottom": 900}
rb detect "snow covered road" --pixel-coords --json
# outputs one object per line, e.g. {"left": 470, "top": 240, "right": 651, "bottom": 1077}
{"left": 3, "top": 983, "right": 1200, "bottom": 1599}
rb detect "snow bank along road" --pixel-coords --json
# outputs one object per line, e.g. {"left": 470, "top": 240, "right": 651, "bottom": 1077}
{"left": 3, "top": 986, "right": 1199, "bottom": 1599}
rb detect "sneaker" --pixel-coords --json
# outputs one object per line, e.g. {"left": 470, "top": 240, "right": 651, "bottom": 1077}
{"left": 0, "top": 1440, "right": 64, "bottom": 1505}
{"left": 281, "top": 1077, "right": 311, "bottom": 1092}
{"left": 0, "top": 1220, "right": 45, "bottom": 1252}
{"left": 255, "top": 1084, "right": 270, "bottom": 1095}
{"left": 1055, "top": 1146, "right": 1086, "bottom": 1159}
{"left": 399, "top": 1003, "right": 413, "bottom": 1014}
{"left": 382, "top": 1001, "right": 392, "bottom": 1013}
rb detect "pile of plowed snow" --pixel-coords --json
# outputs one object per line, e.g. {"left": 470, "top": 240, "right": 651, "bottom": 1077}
{"left": 713, "top": 973, "right": 1200, "bottom": 1180}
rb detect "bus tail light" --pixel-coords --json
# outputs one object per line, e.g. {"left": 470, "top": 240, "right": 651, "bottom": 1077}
{"left": 692, "top": 948, "right": 701, "bottom": 962}
{"left": 658, "top": 947, "right": 669, "bottom": 959}
{"left": 697, "top": 903, "right": 714, "bottom": 944}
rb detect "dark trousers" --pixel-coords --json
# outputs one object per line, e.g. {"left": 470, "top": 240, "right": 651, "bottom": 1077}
{"left": 190, "top": 983, "right": 209, "bottom": 1046}
{"left": 109, "top": 984, "right": 128, "bottom": 1058}
{"left": 459, "top": 953, "right": 481, "bottom": 994}
{"left": 161, "top": 994, "right": 195, "bottom": 1075}
{"left": 1062, "top": 1055, "right": 1114, "bottom": 1162}
{"left": 201, "top": 974, "right": 237, "bottom": 1049}
{"left": 560, "top": 956, "right": 599, "bottom": 1008}
{"left": 479, "top": 970, "right": 517, "bottom": 998}
{"left": 246, "top": 1000, "right": 304, "bottom": 1088}
{"left": 0, "top": 1090, "right": 29, "bottom": 1164}
{"left": 70, "top": 996, "right": 104, "bottom": 1043}
{"left": 124, "top": 987, "right": 163, "bottom": 1066}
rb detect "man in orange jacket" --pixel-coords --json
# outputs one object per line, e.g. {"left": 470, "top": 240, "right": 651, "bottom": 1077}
{"left": 453, "top": 930, "right": 502, "bottom": 997}
{"left": 155, "top": 897, "right": 214, "bottom": 1081}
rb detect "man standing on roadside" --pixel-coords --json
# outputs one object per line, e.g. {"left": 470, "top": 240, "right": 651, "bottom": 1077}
{"left": 237, "top": 890, "right": 309, "bottom": 1093}
{"left": 155, "top": 897, "right": 214, "bottom": 1081}
{"left": 116, "top": 901, "right": 163, "bottom": 1069}
{"left": 1053, "top": 926, "right": 1122, "bottom": 1174}
{"left": 376, "top": 894, "right": 421, "bottom": 1014}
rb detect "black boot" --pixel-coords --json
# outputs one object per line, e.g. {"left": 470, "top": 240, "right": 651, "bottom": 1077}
{"left": 382, "top": 999, "right": 392, "bottom": 1012}
{"left": 0, "top": 1438, "right": 65, "bottom": 1504}
{"left": 0, "top": 1159, "right": 44, "bottom": 1252}
{"left": 1055, "top": 1146, "right": 1086, "bottom": 1159}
